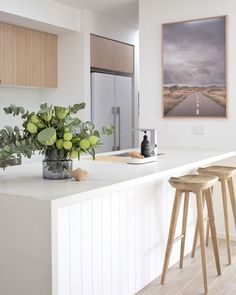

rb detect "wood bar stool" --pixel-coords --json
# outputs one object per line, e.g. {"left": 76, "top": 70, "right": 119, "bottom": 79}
{"left": 161, "top": 174, "right": 221, "bottom": 294}
{"left": 192, "top": 166, "right": 236, "bottom": 265}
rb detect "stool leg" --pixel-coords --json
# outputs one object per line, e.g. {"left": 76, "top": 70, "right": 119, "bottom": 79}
{"left": 191, "top": 193, "right": 206, "bottom": 258}
{"left": 191, "top": 220, "right": 199, "bottom": 258}
{"left": 205, "top": 188, "right": 221, "bottom": 276}
{"left": 206, "top": 187, "right": 213, "bottom": 247}
{"left": 196, "top": 190, "right": 208, "bottom": 294}
{"left": 227, "top": 177, "right": 236, "bottom": 230}
{"left": 180, "top": 192, "right": 189, "bottom": 269}
{"left": 221, "top": 179, "right": 232, "bottom": 265}
{"left": 206, "top": 221, "right": 210, "bottom": 247}
{"left": 161, "top": 190, "right": 182, "bottom": 284}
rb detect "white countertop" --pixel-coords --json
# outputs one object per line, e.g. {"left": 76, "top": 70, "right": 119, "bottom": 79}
{"left": 0, "top": 147, "right": 236, "bottom": 202}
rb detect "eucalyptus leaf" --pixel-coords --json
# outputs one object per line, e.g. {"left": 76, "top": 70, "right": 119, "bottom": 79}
{"left": 93, "top": 130, "right": 100, "bottom": 138}
{"left": 3, "top": 145, "right": 11, "bottom": 153}
{"left": 5, "top": 126, "right": 14, "bottom": 135}
{"left": 69, "top": 103, "right": 86, "bottom": 114}
{"left": 40, "top": 103, "right": 48, "bottom": 110}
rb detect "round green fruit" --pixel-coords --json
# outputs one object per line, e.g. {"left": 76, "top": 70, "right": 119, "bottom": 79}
{"left": 63, "top": 140, "right": 72, "bottom": 150}
{"left": 63, "top": 132, "right": 73, "bottom": 141}
{"left": 31, "top": 115, "right": 40, "bottom": 124}
{"left": 64, "top": 127, "right": 70, "bottom": 132}
{"left": 79, "top": 139, "right": 90, "bottom": 150}
{"left": 88, "top": 135, "right": 98, "bottom": 146}
{"left": 27, "top": 122, "right": 38, "bottom": 134}
{"left": 56, "top": 139, "right": 64, "bottom": 150}
{"left": 70, "top": 150, "right": 78, "bottom": 159}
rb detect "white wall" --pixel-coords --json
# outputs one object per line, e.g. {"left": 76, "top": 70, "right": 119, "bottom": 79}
{"left": 139, "top": 0, "right": 236, "bottom": 149}
{"left": 0, "top": 87, "right": 42, "bottom": 128}
{"left": 0, "top": 0, "right": 80, "bottom": 32}
{"left": 41, "top": 30, "right": 86, "bottom": 120}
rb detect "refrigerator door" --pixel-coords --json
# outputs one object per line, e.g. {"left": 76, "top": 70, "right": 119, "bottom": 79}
{"left": 115, "top": 75, "right": 133, "bottom": 150}
{"left": 91, "top": 72, "right": 115, "bottom": 152}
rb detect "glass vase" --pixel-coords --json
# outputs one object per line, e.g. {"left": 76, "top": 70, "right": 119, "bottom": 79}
{"left": 42, "top": 149, "right": 72, "bottom": 180}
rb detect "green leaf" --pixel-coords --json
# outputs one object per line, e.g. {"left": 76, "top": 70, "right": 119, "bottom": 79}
{"left": 0, "top": 129, "right": 8, "bottom": 137}
{"left": 69, "top": 103, "right": 86, "bottom": 114}
{"left": 93, "top": 130, "right": 100, "bottom": 138}
{"left": 4, "top": 105, "right": 26, "bottom": 117}
{"left": 102, "top": 126, "right": 114, "bottom": 136}
{"left": 90, "top": 147, "right": 96, "bottom": 160}
{"left": 38, "top": 107, "right": 52, "bottom": 114}
{"left": 3, "top": 107, "right": 12, "bottom": 114}
{"left": 19, "top": 107, "right": 25, "bottom": 114}
{"left": 3, "top": 145, "right": 11, "bottom": 153}
{"left": 37, "top": 128, "right": 57, "bottom": 146}
{"left": 5, "top": 126, "right": 14, "bottom": 136}
{"left": 40, "top": 103, "right": 48, "bottom": 110}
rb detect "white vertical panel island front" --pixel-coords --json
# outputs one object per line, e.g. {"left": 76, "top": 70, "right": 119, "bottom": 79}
{"left": 0, "top": 147, "right": 236, "bottom": 295}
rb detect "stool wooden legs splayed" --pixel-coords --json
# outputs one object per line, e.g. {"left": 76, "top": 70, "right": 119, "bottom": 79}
{"left": 192, "top": 166, "right": 236, "bottom": 265}
{"left": 161, "top": 175, "right": 221, "bottom": 294}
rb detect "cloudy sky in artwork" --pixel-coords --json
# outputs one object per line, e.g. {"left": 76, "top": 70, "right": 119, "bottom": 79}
{"left": 163, "top": 17, "right": 226, "bottom": 87}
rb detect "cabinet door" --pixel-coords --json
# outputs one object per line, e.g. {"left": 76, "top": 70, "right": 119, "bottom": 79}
{"left": 41, "top": 32, "right": 58, "bottom": 88}
{"left": 0, "top": 22, "right": 57, "bottom": 88}
{"left": 30, "top": 30, "right": 58, "bottom": 88}
{"left": 91, "top": 34, "right": 134, "bottom": 74}
{"left": 0, "top": 23, "right": 18, "bottom": 85}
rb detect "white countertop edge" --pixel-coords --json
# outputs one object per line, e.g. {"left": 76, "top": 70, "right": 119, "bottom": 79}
{"left": 52, "top": 149, "right": 236, "bottom": 208}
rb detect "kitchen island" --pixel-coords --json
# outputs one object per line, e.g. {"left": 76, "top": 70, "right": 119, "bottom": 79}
{"left": 0, "top": 147, "right": 236, "bottom": 295}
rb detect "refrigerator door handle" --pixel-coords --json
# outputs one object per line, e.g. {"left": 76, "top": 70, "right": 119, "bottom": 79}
{"left": 112, "top": 106, "right": 117, "bottom": 151}
{"left": 116, "top": 107, "right": 121, "bottom": 150}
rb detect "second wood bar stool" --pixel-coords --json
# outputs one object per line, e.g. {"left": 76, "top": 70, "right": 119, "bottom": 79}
{"left": 161, "top": 174, "right": 221, "bottom": 294}
{"left": 192, "top": 166, "right": 236, "bottom": 265}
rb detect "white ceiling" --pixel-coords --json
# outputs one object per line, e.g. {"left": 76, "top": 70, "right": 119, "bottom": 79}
{"left": 54, "top": 0, "right": 139, "bottom": 28}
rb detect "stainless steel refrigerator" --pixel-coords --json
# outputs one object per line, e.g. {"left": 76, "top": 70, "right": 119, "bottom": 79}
{"left": 91, "top": 72, "right": 134, "bottom": 152}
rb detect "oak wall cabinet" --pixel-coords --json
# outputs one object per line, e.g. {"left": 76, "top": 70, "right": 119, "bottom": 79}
{"left": 90, "top": 34, "right": 134, "bottom": 74}
{"left": 0, "top": 22, "right": 58, "bottom": 88}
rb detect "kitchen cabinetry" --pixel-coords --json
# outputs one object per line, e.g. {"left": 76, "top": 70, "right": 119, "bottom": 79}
{"left": 0, "top": 22, "right": 57, "bottom": 88}
{"left": 90, "top": 34, "right": 134, "bottom": 74}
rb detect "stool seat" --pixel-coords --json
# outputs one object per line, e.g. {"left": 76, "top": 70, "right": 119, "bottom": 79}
{"left": 169, "top": 174, "right": 218, "bottom": 192}
{"left": 198, "top": 166, "right": 236, "bottom": 179}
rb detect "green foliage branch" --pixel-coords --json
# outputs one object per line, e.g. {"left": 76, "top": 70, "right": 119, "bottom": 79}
{"left": 0, "top": 103, "right": 113, "bottom": 169}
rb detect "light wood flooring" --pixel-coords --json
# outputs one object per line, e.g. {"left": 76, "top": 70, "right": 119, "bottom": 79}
{"left": 136, "top": 240, "right": 236, "bottom": 295}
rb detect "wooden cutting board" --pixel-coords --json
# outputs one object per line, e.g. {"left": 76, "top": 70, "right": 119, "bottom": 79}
{"left": 86, "top": 155, "right": 127, "bottom": 163}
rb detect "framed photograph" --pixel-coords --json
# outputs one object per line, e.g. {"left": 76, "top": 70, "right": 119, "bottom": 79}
{"left": 162, "top": 16, "right": 227, "bottom": 117}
